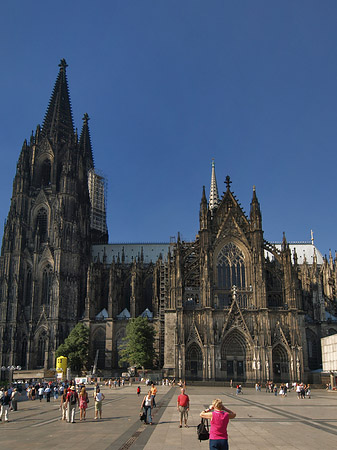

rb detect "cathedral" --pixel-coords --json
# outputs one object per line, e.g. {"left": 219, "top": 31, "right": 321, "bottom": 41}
{"left": 1, "top": 60, "right": 337, "bottom": 383}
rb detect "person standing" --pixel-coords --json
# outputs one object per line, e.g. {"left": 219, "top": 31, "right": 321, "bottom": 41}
{"left": 0, "top": 390, "right": 11, "bottom": 422}
{"left": 140, "top": 390, "right": 153, "bottom": 425}
{"left": 94, "top": 387, "right": 105, "bottom": 419}
{"left": 200, "top": 399, "right": 236, "bottom": 450}
{"left": 66, "top": 386, "right": 79, "bottom": 423}
{"left": 177, "top": 388, "right": 189, "bottom": 428}
{"left": 10, "top": 388, "right": 20, "bottom": 411}
{"left": 79, "top": 387, "right": 89, "bottom": 421}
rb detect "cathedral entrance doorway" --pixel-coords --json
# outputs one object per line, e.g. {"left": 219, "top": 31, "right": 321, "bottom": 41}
{"left": 272, "top": 344, "right": 289, "bottom": 382}
{"left": 221, "top": 331, "right": 246, "bottom": 382}
{"left": 185, "top": 343, "right": 203, "bottom": 380}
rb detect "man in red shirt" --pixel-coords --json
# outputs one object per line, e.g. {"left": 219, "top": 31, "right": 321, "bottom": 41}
{"left": 177, "top": 388, "right": 189, "bottom": 428}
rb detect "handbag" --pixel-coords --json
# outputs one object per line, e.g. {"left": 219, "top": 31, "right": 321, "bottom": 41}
{"left": 197, "top": 418, "right": 209, "bottom": 441}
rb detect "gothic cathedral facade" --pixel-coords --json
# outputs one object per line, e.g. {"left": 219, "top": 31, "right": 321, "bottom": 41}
{"left": 1, "top": 61, "right": 336, "bottom": 382}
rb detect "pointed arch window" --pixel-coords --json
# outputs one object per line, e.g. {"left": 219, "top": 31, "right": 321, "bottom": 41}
{"left": 42, "top": 264, "right": 53, "bottom": 305}
{"left": 25, "top": 268, "right": 32, "bottom": 306}
{"left": 36, "top": 208, "right": 48, "bottom": 242}
{"left": 41, "top": 159, "right": 51, "bottom": 186}
{"left": 37, "top": 335, "right": 46, "bottom": 367}
{"left": 217, "top": 243, "right": 246, "bottom": 289}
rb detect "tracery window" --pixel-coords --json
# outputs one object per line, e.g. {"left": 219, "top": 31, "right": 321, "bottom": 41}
{"left": 41, "top": 160, "right": 51, "bottom": 186}
{"left": 37, "top": 335, "right": 46, "bottom": 367}
{"left": 42, "top": 264, "right": 52, "bottom": 305}
{"left": 36, "top": 208, "right": 48, "bottom": 242}
{"left": 217, "top": 243, "right": 246, "bottom": 289}
{"left": 25, "top": 268, "right": 32, "bottom": 306}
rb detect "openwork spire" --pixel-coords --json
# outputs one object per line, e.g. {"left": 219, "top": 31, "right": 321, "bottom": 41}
{"left": 79, "top": 113, "right": 94, "bottom": 169}
{"left": 209, "top": 159, "right": 219, "bottom": 211}
{"left": 41, "top": 59, "right": 74, "bottom": 143}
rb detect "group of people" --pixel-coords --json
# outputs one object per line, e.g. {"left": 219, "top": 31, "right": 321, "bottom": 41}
{"left": 60, "top": 383, "right": 105, "bottom": 423}
{"left": 295, "top": 383, "right": 311, "bottom": 399}
{"left": 139, "top": 382, "right": 157, "bottom": 424}
{"left": 0, "top": 387, "right": 21, "bottom": 422}
{"left": 138, "top": 383, "right": 236, "bottom": 450}
{"left": 106, "top": 378, "right": 127, "bottom": 389}
{"left": 176, "top": 386, "right": 236, "bottom": 450}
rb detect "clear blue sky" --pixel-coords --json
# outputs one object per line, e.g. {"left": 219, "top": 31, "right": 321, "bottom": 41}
{"left": 1, "top": 1, "right": 337, "bottom": 256}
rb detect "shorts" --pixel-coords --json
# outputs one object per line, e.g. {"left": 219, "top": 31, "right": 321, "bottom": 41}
{"left": 178, "top": 405, "right": 188, "bottom": 421}
{"left": 95, "top": 400, "right": 102, "bottom": 411}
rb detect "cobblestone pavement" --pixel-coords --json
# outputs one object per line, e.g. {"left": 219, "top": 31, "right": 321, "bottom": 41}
{"left": 1, "top": 384, "right": 336, "bottom": 449}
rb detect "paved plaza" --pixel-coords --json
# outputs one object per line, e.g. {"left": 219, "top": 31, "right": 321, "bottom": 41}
{"left": 1, "top": 384, "right": 336, "bottom": 449}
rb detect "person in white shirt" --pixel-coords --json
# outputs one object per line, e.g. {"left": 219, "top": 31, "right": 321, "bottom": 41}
{"left": 38, "top": 386, "right": 44, "bottom": 402}
{"left": 94, "top": 387, "right": 105, "bottom": 420}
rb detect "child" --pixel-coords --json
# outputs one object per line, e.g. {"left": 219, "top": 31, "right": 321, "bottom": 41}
{"left": 137, "top": 386, "right": 141, "bottom": 397}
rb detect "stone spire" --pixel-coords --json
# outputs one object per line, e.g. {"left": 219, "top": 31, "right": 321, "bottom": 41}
{"left": 41, "top": 59, "right": 74, "bottom": 143}
{"left": 209, "top": 159, "right": 219, "bottom": 211}
{"left": 79, "top": 113, "right": 94, "bottom": 170}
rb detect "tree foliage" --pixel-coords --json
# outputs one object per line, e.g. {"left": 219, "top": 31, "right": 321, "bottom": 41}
{"left": 55, "top": 323, "right": 89, "bottom": 374}
{"left": 119, "top": 317, "right": 156, "bottom": 369}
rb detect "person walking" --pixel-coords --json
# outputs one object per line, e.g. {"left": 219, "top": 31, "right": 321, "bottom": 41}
{"left": 38, "top": 385, "right": 44, "bottom": 402}
{"left": 200, "top": 398, "right": 236, "bottom": 450}
{"left": 45, "top": 385, "right": 51, "bottom": 402}
{"left": 79, "top": 387, "right": 89, "bottom": 421}
{"left": 94, "top": 387, "right": 105, "bottom": 420}
{"left": 60, "top": 390, "right": 67, "bottom": 421}
{"left": 140, "top": 390, "right": 153, "bottom": 425}
{"left": 137, "top": 386, "right": 141, "bottom": 397}
{"left": 150, "top": 383, "right": 157, "bottom": 408}
{"left": 66, "top": 386, "right": 79, "bottom": 423}
{"left": 0, "top": 390, "right": 11, "bottom": 422}
{"left": 53, "top": 385, "right": 59, "bottom": 401}
{"left": 177, "top": 387, "right": 189, "bottom": 428}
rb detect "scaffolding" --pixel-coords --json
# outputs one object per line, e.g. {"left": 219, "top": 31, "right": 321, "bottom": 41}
{"left": 88, "top": 169, "right": 108, "bottom": 234}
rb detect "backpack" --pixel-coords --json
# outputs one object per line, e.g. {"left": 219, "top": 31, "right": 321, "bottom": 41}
{"left": 70, "top": 392, "right": 77, "bottom": 405}
{"left": 197, "top": 418, "right": 209, "bottom": 441}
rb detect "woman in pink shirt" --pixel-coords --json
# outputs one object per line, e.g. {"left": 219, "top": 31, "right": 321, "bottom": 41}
{"left": 200, "top": 398, "right": 236, "bottom": 450}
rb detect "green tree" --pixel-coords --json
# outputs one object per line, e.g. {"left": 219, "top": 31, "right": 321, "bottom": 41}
{"left": 55, "top": 323, "right": 89, "bottom": 374}
{"left": 119, "top": 317, "right": 156, "bottom": 369}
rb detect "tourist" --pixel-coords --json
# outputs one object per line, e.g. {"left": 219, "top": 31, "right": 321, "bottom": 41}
{"left": 60, "top": 389, "right": 67, "bottom": 421}
{"left": 94, "top": 387, "right": 105, "bottom": 419}
{"left": 44, "top": 385, "right": 51, "bottom": 402}
{"left": 0, "top": 390, "right": 11, "bottom": 422}
{"left": 53, "top": 385, "right": 59, "bottom": 401}
{"left": 140, "top": 390, "right": 153, "bottom": 425}
{"left": 10, "top": 388, "right": 20, "bottom": 411}
{"left": 200, "top": 398, "right": 236, "bottom": 450}
{"left": 66, "top": 386, "right": 79, "bottom": 423}
{"left": 177, "top": 387, "right": 189, "bottom": 428}
{"left": 150, "top": 383, "right": 157, "bottom": 408}
{"left": 79, "top": 387, "right": 89, "bottom": 421}
{"left": 38, "top": 385, "right": 44, "bottom": 402}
